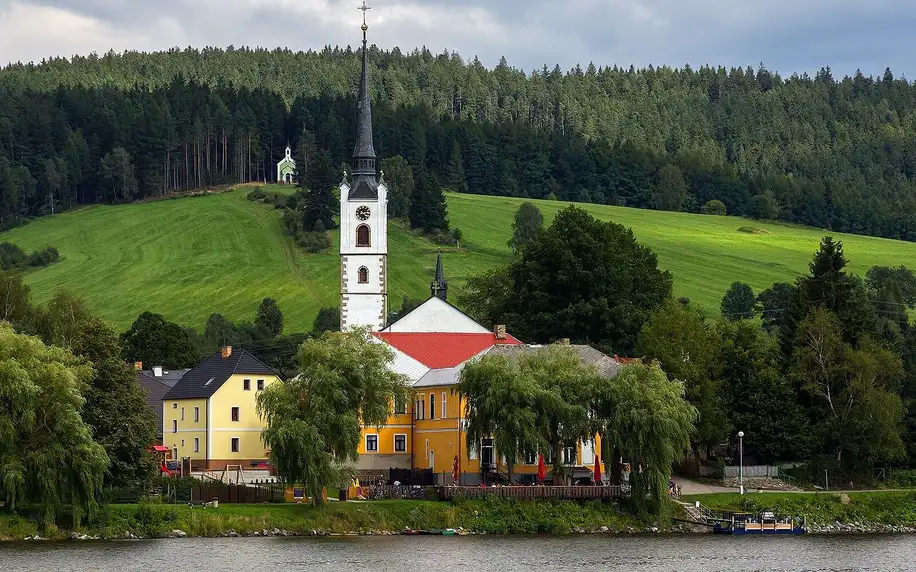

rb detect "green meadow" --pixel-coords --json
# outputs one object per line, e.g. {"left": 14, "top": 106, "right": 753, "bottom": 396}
{"left": 3, "top": 186, "right": 916, "bottom": 333}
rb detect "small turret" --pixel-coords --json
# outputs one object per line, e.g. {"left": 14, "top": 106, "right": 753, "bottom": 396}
{"left": 431, "top": 252, "right": 448, "bottom": 301}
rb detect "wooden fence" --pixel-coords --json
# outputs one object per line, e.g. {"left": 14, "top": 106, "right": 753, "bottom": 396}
{"left": 440, "top": 485, "right": 624, "bottom": 500}
{"left": 191, "top": 484, "right": 285, "bottom": 504}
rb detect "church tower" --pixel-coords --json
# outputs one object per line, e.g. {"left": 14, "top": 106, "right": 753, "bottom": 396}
{"left": 340, "top": 6, "right": 387, "bottom": 331}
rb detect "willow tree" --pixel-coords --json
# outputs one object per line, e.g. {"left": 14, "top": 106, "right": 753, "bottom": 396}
{"left": 0, "top": 324, "right": 108, "bottom": 525}
{"left": 457, "top": 354, "right": 541, "bottom": 484}
{"left": 522, "top": 346, "right": 596, "bottom": 484}
{"left": 594, "top": 363, "right": 696, "bottom": 517}
{"left": 257, "top": 328, "right": 409, "bottom": 505}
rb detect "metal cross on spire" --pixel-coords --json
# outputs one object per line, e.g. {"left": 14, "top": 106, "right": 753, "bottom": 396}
{"left": 358, "top": 1, "right": 371, "bottom": 38}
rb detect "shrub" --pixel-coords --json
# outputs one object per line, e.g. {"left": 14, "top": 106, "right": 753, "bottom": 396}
{"left": 296, "top": 231, "right": 332, "bottom": 253}
{"left": 701, "top": 199, "right": 727, "bottom": 216}
{"left": 0, "top": 242, "right": 26, "bottom": 269}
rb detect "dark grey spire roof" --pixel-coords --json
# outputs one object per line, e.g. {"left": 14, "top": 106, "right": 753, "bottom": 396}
{"left": 348, "top": 30, "right": 378, "bottom": 200}
{"left": 353, "top": 37, "right": 376, "bottom": 163}
{"left": 431, "top": 252, "right": 448, "bottom": 301}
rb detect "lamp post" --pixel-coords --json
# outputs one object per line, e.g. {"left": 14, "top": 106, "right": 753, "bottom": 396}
{"left": 737, "top": 431, "right": 745, "bottom": 495}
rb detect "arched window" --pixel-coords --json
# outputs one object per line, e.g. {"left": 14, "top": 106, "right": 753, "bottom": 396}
{"left": 356, "top": 224, "right": 370, "bottom": 247}
{"left": 358, "top": 266, "right": 369, "bottom": 284}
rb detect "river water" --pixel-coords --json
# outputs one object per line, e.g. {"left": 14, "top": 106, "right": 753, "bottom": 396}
{"left": 2, "top": 535, "right": 915, "bottom": 571}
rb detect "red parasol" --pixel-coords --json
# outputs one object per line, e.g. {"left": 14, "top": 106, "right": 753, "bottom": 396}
{"left": 593, "top": 455, "right": 602, "bottom": 485}
{"left": 537, "top": 454, "right": 546, "bottom": 484}
{"left": 452, "top": 455, "right": 460, "bottom": 484}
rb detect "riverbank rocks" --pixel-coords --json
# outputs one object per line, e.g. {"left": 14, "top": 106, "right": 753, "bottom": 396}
{"left": 805, "top": 521, "right": 916, "bottom": 534}
{"left": 170, "top": 530, "right": 187, "bottom": 538}
{"left": 721, "top": 477, "right": 800, "bottom": 491}
{"left": 69, "top": 532, "right": 99, "bottom": 541}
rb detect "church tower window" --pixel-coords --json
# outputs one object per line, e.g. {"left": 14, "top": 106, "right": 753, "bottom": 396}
{"left": 357, "top": 266, "right": 369, "bottom": 284}
{"left": 356, "top": 224, "right": 371, "bottom": 247}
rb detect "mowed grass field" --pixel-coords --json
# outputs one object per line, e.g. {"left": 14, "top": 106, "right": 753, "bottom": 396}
{"left": 3, "top": 186, "right": 916, "bottom": 333}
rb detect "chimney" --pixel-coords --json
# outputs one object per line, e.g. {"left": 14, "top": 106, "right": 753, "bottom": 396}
{"left": 152, "top": 366, "right": 164, "bottom": 378}
{"left": 221, "top": 345, "right": 233, "bottom": 359}
{"left": 134, "top": 361, "right": 143, "bottom": 371}
{"left": 494, "top": 325, "right": 507, "bottom": 340}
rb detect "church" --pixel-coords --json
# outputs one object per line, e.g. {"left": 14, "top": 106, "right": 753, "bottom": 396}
{"left": 276, "top": 145, "right": 296, "bottom": 184}
{"left": 337, "top": 13, "right": 604, "bottom": 485}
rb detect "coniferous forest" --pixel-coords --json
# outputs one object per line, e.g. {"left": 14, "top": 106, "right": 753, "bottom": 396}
{"left": 3, "top": 46, "right": 916, "bottom": 240}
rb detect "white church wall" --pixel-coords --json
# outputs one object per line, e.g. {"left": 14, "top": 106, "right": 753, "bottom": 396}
{"left": 384, "top": 297, "right": 490, "bottom": 334}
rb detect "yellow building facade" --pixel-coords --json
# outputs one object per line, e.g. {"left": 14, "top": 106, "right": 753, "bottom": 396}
{"left": 162, "top": 347, "right": 281, "bottom": 471}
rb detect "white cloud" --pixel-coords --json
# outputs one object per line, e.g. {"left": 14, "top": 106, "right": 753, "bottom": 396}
{"left": 1, "top": 0, "right": 914, "bottom": 76}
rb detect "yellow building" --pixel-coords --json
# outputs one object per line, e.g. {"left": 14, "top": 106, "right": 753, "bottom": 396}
{"left": 161, "top": 346, "right": 281, "bottom": 471}
{"left": 353, "top": 293, "right": 620, "bottom": 485}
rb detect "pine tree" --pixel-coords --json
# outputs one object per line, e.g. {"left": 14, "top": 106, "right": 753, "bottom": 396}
{"left": 409, "top": 171, "right": 449, "bottom": 232}
{"left": 445, "top": 140, "right": 467, "bottom": 193}
{"left": 301, "top": 149, "right": 337, "bottom": 231}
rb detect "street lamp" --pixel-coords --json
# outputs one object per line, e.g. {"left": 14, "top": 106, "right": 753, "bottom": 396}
{"left": 737, "top": 431, "right": 745, "bottom": 495}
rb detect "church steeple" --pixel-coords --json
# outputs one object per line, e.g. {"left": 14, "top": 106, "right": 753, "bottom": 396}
{"left": 349, "top": 1, "right": 377, "bottom": 198}
{"left": 431, "top": 252, "right": 448, "bottom": 301}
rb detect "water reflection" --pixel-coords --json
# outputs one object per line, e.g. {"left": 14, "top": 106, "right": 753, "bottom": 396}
{"left": 2, "top": 534, "right": 915, "bottom": 572}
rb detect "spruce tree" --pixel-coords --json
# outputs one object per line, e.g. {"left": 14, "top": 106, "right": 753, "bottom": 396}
{"left": 409, "top": 171, "right": 449, "bottom": 233}
{"left": 301, "top": 149, "right": 337, "bottom": 231}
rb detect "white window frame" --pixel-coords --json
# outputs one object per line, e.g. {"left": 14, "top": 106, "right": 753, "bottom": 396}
{"left": 365, "top": 433, "right": 379, "bottom": 452}
{"left": 243, "top": 379, "right": 251, "bottom": 391}
{"left": 172, "top": 448, "right": 178, "bottom": 459}
{"left": 564, "top": 446, "right": 577, "bottom": 465}
{"left": 419, "top": 394, "right": 425, "bottom": 420}
{"left": 194, "top": 438, "right": 200, "bottom": 453}
{"left": 231, "top": 406, "right": 240, "bottom": 423}
{"left": 230, "top": 437, "right": 240, "bottom": 454}
{"left": 194, "top": 407, "right": 200, "bottom": 423}
{"left": 469, "top": 442, "right": 478, "bottom": 460}
{"left": 394, "top": 433, "right": 407, "bottom": 452}
{"left": 524, "top": 451, "right": 537, "bottom": 465}
{"left": 257, "top": 379, "right": 264, "bottom": 391}
{"left": 172, "top": 420, "right": 178, "bottom": 433}
{"left": 442, "top": 392, "right": 447, "bottom": 419}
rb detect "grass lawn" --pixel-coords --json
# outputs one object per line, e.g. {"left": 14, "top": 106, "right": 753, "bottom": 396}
{"left": 3, "top": 187, "right": 916, "bottom": 333}
{"left": 684, "top": 491, "right": 916, "bottom": 525}
{"left": 1, "top": 500, "right": 644, "bottom": 538}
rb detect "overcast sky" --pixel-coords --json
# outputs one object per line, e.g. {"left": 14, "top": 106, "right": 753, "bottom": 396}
{"left": 0, "top": 0, "right": 913, "bottom": 78}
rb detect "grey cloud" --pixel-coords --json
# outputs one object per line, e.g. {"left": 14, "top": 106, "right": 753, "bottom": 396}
{"left": 3, "top": 0, "right": 916, "bottom": 76}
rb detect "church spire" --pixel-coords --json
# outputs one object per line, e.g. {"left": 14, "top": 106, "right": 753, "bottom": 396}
{"left": 431, "top": 252, "right": 448, "bottom": 301}
{"left": 352, "top": 1, "right": 376, "bottom": 181}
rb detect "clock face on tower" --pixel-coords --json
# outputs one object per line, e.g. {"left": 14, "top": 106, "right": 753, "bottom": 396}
{"left": 356, "top": 206, "right": 371, "bottom": 221}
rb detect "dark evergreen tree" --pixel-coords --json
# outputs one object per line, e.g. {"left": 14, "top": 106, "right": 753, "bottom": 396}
{"left": 409, "top": 171, "right": 449, "bottom": 232}
{"left": 380, "top": 155, "right": 413, "bottom": 219}
{"left": 301, "top": 148, "right": 337, "bottom": 231}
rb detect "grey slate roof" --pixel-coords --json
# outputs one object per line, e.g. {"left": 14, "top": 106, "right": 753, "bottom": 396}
{"left": 140, "top": 368, "right": 189, "bottom": 388}
{"left": 136, "top": 372, "right": 178, "bottom": 437}
{"left": 162, "top": 350, "right": 277, "bottom": 401}
{"left": 414, "top": 366, "right": 462, "bottom": 388}
{"left": 486, "top": 344, "right": 621, "bottom": 378}
{"left": 348, "top": 175, "right": 378, "bottom": 199}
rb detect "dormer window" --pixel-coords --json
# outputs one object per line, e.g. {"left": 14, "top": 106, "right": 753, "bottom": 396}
{"left": 356, "top": 224, "right": 370, "bottom": 247}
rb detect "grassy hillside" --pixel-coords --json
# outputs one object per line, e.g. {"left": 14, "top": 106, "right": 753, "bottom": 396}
{"left": 3, "top": 187, "right": 916, "bottom": 333}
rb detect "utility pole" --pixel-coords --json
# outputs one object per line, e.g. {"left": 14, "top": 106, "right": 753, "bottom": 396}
{"left": 49, "top": 191, "right": 54, "bottom": 215}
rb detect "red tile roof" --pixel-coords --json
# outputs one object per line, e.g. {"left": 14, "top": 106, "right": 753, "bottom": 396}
{"left": 375, "top": 332, "right": 522, "bottom": 369}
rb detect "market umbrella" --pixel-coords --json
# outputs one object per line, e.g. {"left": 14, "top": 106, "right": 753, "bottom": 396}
{"left": 452, "top": 455, "right": 460, "bottom": 484}
{"left": 593, "top": 455, "right": 602, "bottom": 485}
{"left": 537, "top": 454, "right": 546, "bottom": 484}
